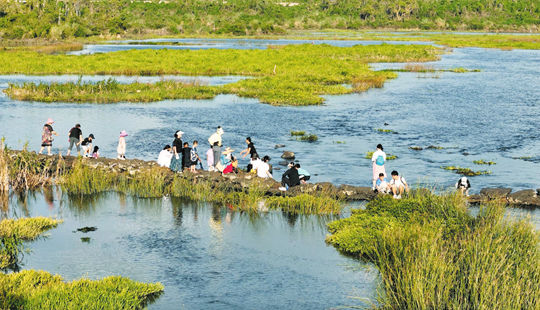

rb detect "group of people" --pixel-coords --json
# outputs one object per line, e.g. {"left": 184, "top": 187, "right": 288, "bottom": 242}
{"left": 38, "top": 118, "right": 129, "bottom": 160}
{"left": 372, "top": 143, "right": 471, "bottom": 199}
{"left": 155, "top": 126, "right": 310, "bottom": 190}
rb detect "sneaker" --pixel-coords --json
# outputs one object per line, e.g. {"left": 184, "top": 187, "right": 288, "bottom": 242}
{"left": 393, "top": 194, "right": 398, "bottom": 199}
{"left": 278, "top": 186, "right": 287, "bottom": 191}
{"left": 396, "top": 195, "right": 402, "bottom": 199}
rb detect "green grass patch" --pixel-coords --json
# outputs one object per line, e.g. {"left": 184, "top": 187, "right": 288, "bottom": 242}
{"left": 442, "top": 166, "right": 491, "bottom": 176}
{"left": 0, "top": 217, "right": 60, "bottom": 270}
{"left": 473, "top": 159, "right": 496, "bottom": 165}
{"left": 366, "top": 151, "right": 397, "bottom": 160}
{"left": 326, "top": 191, "right": 540, "bottom": 309}
{"left": 1, "top": 44, "right": 441, "bottom": 105}
{"left": 0, "top": 270, "right": 163, "bottom": 309}
{"left": 298, "top": 134, "right": 318, "bottom": 142}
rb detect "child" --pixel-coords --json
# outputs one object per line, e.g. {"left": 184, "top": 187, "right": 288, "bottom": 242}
{"left": 92, "top": 146, "right": 100, "bottom": 159}
{"left": 223, "top": 156, "right": 238, "bottom": 175}
{"left": 182, "top": 142, "right": 192, "bottom": 172}
{"left": 389, "top": 170, "right": 409, "bottom": 199}
{"left": 117, "top": 130, "right": 127, "bottom": 160}
{"left": 206, "top": 146, "right": 214, "bottom": 171}
{"left": 375, "top": 173, "right": 389, "bottom": 194}
{"left": 190, "top": 140, "right": 202, "bottom": 172}
{"left": 455, "top": 176, "right": 471, "bottom": 196}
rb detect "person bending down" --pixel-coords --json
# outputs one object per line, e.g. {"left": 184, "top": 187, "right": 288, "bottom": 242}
{"left": 389, "top": 170, "right": 409, "bottom": 199}
{"left": 375, "top": 173, "right": 390, "bottom": 194}
{"left": 280, "top": 162, "right": 300, "bottom": 191}
{"left": 455, "top": 176, "right": 471, "bottom": 197}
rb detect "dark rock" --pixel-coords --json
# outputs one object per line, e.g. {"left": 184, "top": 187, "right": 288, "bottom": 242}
{"left": 508, "top": 190, "right": 540, "bottom": 206}
{"left": 480, "top": 188, "right": 512, "bottom": 199}
{"left": 76, "top": 226, "right": 97, "bottom": 233}
{"left": 274, "top": 144, "right": 286, "bottom": 149}
{"left": 462, "top": 152, "right": 470, "bottom": 156}
{"left": 281, "top": 151, "right": 295, "bottom": 160}
{"left": 467, "top": 194, "right": 485, "bottom": 204}
{"left": 339, "top": 185, "right": 377, "bottom": 200}
{"left": 278, "top": 161, "right": 289, "bottom": 166}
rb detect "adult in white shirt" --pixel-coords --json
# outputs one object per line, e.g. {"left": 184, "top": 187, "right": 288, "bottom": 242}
{"left": 371, "top": 144, "right": 387, "bottom": 190}
{"left": 157, "top": 145, "right": 173, "bottom": 167}
{"left": 257, "top": 156, "right": 273, "bottom": 179}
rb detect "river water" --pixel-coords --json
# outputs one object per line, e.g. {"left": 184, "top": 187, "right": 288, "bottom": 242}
{"left": 6, "top": 190, "right": 374, "bottom": 309}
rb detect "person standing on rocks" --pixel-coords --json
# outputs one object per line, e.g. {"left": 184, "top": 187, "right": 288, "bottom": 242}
{"left": 240, "top": 137, "right": 257, "bottom": 159}
{"left": 371, "top": 144, "right": 387, "bottom": 190}
{"left": 170, "top": 130, "right": 184, "bottom": 172}
{"left": 117, "top": 130, "right": 128, "bottom": 160}
{"left": 66, "top": 124, "right": 83, "bottom": 156}
{"left": 208, "top": 126, "right": 224, "bottom": 170}
{"left": 38, "top": 118, "right": 58, "bottom": 155}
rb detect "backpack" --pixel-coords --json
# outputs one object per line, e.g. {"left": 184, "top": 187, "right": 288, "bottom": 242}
{"left": 375, "top": 155, "right": 385, "bottom": 166}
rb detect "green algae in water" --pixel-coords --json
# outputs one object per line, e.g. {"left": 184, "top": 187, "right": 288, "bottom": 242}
{"left": 473, "top": 159, "right": 496, "bottom": 165}
{"left": 290, "top": 131, "right": 306, "bottom": 136}
{"left": 376, "top": 128, "right": 397, "bottom": 134}
{"left": 442, "top": 166, "right": 491, "bottom": 176}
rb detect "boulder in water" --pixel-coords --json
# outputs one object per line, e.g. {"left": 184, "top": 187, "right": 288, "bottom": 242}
{"left": 281, "top": 151, "right": 295, "bottom": 160}
{"left": 480, "top": 188, "right": 512, "bottom": 199}
{"left": 274, "top": 144, "right": 286, "bottom": 149}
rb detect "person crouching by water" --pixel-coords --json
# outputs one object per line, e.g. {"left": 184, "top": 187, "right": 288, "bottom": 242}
{"left": 170, "top": 130, "right": 184, "bottom": 172}
{"left": 81, "top": 134, "right": 95, "bottom": 157}
{"left": 279, "top": 162, "right": 300, "bottom": 191}
{"left": 38, "top": 118, "right": 58, "bottom": 155}
{"left": 222, "top": 156, "right": 238, "bottom": 175}
{"left": 371, "top": 144, "right": 387, "bottom": 191}
{"left": 389, "top": 170, "right": 409, "bottom": 199}
{"left": 375, "top": 173, "right": 390, "bottom": 194}
{"left": 296, "top": 164, "right": 310, "bottom": 184}
{"left": 92, "top": 146, "right": 100, "bottom": 159}
{"left": 455, "top": 176, "right": 471, "bottom": 197}
{"left": 257, "top": 156, "right": 272, "bottom": 179}
{"left": 157, "top": 145, "right": 173, "bottom": 167}
{"left": 216, "top": 147, "right": 234, "bottom": 172}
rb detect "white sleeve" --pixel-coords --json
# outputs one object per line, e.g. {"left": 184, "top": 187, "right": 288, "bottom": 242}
{"left": 371, "top": 151, "right": 377, "bottom": 161}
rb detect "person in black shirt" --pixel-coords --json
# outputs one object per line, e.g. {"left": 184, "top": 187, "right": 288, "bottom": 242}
{"left": 81, "top": 134, "right": 95, "bottom": 157}
{"left": 170, "top": 130, "right": 184, "bottom": 172}
{"left": 280, "top": 162, "right": 300, "bottom": 190}
{"left": 66, "top": 124, "right": 83, "bottom": 156}
{"left": 182, "top": 142, "right": 192, "bottom": 171}
{"left": 240, "top": 137, "right": 257, "bottom": 159}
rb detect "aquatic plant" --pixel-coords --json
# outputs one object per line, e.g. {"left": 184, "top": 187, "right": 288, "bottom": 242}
{"left": 426, "top": 145, "right": 444, "bottom": 150}
{"left": 0, "top": 217, "right": 60, "bottom": 269}
{"left": 0, "top": 140, "right": 8, "bottom": 193}
{"left": 327, "top": 191, "right": 540, "bottom": 309}
{"left": 7, "top": 147, "right": 55, "bottom": 191}
{"left": 409, "top": 146, "right": 423, "bottom": 151}
{"left": 0, "top": 270, "right": 164, "bottom": 309}
{"left": 442, "top": 166, "right": 491, "bottom": 176}
{"left": 2, "top": 44, "right": 441, "bottom": 106}
{"left": 365, "top": 151, "right": 397, "bottom": 160}
{"left": 298, "top": 134, "right": 318, "bottom": 142}
{"left": 375, "top": 128, "right": 396, "bottom": 133}
{"left": 473, "top": 159, "right": 496, "bottom": 165}
{"left": 290, "top": 131, "right": 306, "bottom": 136}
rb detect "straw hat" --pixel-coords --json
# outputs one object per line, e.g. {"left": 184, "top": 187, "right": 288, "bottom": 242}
{"left": 46, "top": 118, "right": 54, "bottom": 124}
{"left": 119, "top": 130, "right": 128, "bottom": 137}
{"left": 222, "top": 147, "right": 234, "bottom": 154}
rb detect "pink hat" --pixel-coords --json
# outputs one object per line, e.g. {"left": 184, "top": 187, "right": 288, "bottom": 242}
{"left": 119, "top": 130, "right": 128, "bottom": 137}
{"left": 46, "top": 118, "right": 54, "bottom": 124}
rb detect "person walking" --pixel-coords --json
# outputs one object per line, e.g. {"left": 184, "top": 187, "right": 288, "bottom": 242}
{"left": 38, "top": 118, "right": 58, "bottom": 155}
{"left": 117, "top": 130, "right": 128, "bottom": 160}
{"left": 66, "top": 124, "right": 82, "bottom": 156}
{"left": 240, "top": 137, "right": 257, "bottom": 159}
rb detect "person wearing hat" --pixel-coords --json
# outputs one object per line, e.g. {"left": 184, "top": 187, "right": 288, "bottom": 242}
{"left": 38, "top": 118, "right": 58, "bottom": 155}
{"left": 81, "top": 133, "right": 95, "bottom": 157}
{"left": 169, "top": 130, "right": 184, "bottom": 172}
{"left": 66, "top": 123, "right": 83, "bottom": 156}
{"left": 117, "top": 130, "right": 128, "bottom": 160}
{"left": 208, "top": 126, "right": 224, "bottom": 170}
{"left": 216, "top": 147, "right": 233, "bottom": 172}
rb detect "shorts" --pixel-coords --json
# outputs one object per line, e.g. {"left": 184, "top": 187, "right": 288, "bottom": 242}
{"left": 41, "top": 140, "right": 52, "bottom": 147}
{"left": 68, "top": 137, "right": 80, "bottom": 151}
{"left": 391, "top": 180, "right": 404, "bottom": 188}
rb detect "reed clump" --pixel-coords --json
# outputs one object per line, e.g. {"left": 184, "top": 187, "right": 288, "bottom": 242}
{"left": 0, "top": 270, "right": 164, "bottom": 309}
{"left": 326, "top": 191, "right": 540, "bottom": 309}
{"left": 0, "top": 217, "right": 61, "bottom": 269}
{"left": 7, "top": 147, "right": 55, "bottom": 191}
